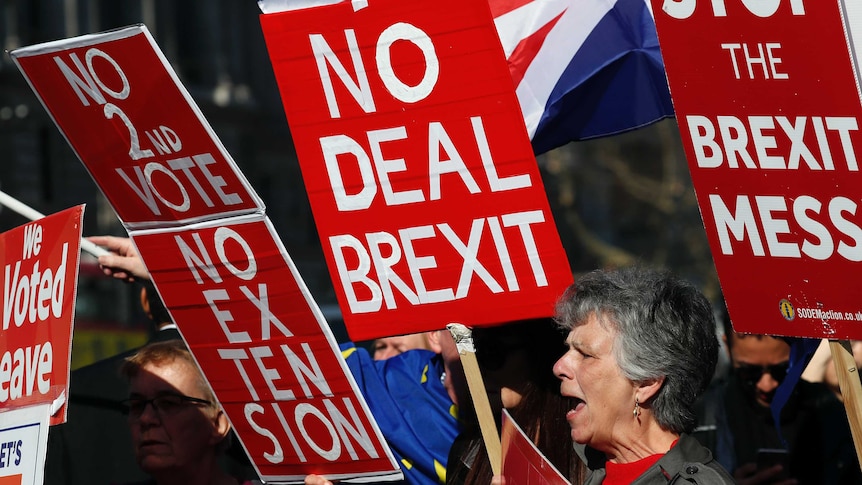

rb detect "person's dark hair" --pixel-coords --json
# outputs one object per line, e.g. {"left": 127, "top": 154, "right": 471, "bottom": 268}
{"left": 453, "top": 319, "right": 584, "bottom": 484}
{"left": 555, "top": 266, "right": 719, "bottom": 434}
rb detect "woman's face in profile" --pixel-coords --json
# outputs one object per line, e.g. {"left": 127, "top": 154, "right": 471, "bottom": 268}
{"left": 127, "top": 359, "right": 222, "bottom": 475}
{"left": 554, "top": 314, "right": 637, "bottom": 452}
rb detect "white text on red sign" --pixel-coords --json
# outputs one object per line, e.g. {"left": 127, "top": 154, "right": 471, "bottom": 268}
{"left": 175, "top": 228, "right": 380, "bottom": 464}
{"left": 54, "top": 49, "right": 245, "bottom": 216}
{"left": 1, "top": 223, "right": 67, "bottom": 404}
{"left": 311, "top": 23, "right": 553, "bottom": 314}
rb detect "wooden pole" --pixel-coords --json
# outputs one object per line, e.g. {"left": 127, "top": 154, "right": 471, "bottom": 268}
{"left": 447, "top": 323, "right": 502, "bottom": 476}
{"left": 828, "top": 339, "right": 862, "bottom": 471}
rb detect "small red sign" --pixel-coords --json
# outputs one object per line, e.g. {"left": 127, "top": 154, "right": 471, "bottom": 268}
{"left": 131, "top": 215, "right": 399, "bottom": 482}
{"left": 260, "top": 0, "right": 572, "bottom": 340}
{"left": 0, "top": 206, "right": 84, "bottom": 425}
{"left": 652, "top": 0, "right": 862, "bottom": 339}
{"left": 10, "top": 26, "right": 263, "bottom": 229}
{"left": 501, "top": 409, "right": 570, "bottom": 485}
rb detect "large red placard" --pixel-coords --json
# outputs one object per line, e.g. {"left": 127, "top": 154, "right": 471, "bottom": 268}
{"left": 652, "top": 0, "right": 862, "bottom": 338}
{"left": 0, "top": 206, "right": 83, "bottom": 425}
{"left": 260, "top": 0, "right": 573, "bottom": 340}
{"left": 10, "top": 26, "right": 263, "bottom": 229}
{"left": 131, "top": 215, "right": 399, "bottom": 482}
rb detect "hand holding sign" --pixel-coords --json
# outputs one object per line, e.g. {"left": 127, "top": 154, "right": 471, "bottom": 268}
{"left": 86, "top": 235, "right": 150, "bottom": 282}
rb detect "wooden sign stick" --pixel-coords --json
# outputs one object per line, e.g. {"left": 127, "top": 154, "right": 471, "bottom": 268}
{"left": 828, "top": 339, "right": 862, "bottom": 472}
{"left": 447, "top": 323, "right": 502, "bottom": 475}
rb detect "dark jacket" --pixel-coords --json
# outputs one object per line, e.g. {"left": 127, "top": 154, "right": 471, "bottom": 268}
{"left": 693, "top": 375, "right": 861, "bottom": 484}
{"left": 578, "top": 434, "right": 734, "bottom": 484}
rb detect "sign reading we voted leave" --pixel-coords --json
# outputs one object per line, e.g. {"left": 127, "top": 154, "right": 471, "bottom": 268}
{"left": 10, "top": 26, "right": 263, "bottom": 229}
{"left": 131, "top": 217, "right": 399, "bottom": 482}
{"left": 260, "top": 0, "right": 573, "bottom": 340}
{"left": 0, "top": 206, "right": 84, "bottom": 426}
{"left": 652, "top": 0, "right": 862, "bottom": 339}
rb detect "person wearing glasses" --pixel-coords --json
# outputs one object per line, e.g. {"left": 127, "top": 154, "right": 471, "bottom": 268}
{"left": 120, "top": 339, "right": 261, "bottom": 485}
{"left": 692, "top": 307, "right": 860, "bottom": 485}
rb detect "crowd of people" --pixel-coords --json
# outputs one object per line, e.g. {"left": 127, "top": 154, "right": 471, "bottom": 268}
{"left": 41, "top": 235, "right": 861, "bottom": 485}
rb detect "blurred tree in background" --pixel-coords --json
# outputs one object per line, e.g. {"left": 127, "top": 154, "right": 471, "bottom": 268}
{"left": 541, "top": 119, "right": 720, "bottom": 301}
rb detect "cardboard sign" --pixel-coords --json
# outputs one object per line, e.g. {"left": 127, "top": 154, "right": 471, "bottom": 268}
{"left": 0, "top": 207, "right": 84, "bottom": 425}
{"left": 501, "top": 409, "right": 570, "bottom": 485}
{"left": 130, "top": 214, "right": 399, "bottom": 482}
{"left": 0, "top": 404, "right": 51, "bottom": 485}
{"left": 9, "top": 26, "right": 263, "bottom": 230}
{"left": 651, "top": 0, "right": 862, "bottom": 338}
{"left": 260, "top": 0, "right": 573, "bottom": 340}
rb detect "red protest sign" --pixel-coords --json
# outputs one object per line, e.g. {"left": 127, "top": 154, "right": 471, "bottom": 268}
{"left": 651, "top": 1, "right": 862, "bottom": 339}
{"left": 501, "top": 410, "right": 570, "bottom": 485}
{"left": 10, "top": 26, "right": 263, "bottom": 229}
{"left": 130, "top": 215, "right": 400, "bottom": 482}
{"left": 260, "top": 0, "right": 572, "bottom": 341}
{"left": 0, "top": 206, "right": 84, "bottom": 425}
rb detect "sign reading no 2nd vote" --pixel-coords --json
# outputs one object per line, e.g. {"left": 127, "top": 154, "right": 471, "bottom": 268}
{"left": 260, "top": 0, "right": 572, "bottom": 340}
{"left": 10, "top": 26, "right": 263, "bottom": 228}
{"left": 652, "top": 0, "right": 862, "bottom": 338}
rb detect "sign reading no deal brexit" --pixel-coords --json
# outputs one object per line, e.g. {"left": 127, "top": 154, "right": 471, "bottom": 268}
{"left": 10, "top": 26, "right": 264, "bottom": 229}
{"left": 11, "top": 26, "right": 400, "bottom": 482}
{"left": 0, "top": 206, "right": 84, "bottom": 426}
{"left": 260, "top": 0, "right": 573, "bottom": 341}
{"left": 651, "top": 0, "right": 862, "bottom": 339}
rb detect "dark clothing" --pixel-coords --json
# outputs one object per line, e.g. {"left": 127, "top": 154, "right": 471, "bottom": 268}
{"left": 693, "top": 374, "right": 861, "bottom": 484}
{"left": 578, "top": 434, "right": 734, "bottom": 484}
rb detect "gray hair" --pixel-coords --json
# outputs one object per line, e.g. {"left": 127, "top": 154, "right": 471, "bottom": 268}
{"left": 555, "top": 266, "right": 718, "bottom": 434}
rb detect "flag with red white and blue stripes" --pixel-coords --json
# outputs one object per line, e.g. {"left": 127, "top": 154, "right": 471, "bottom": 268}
{"left": 493, "top": 0, "right": 674, "bottom": 154}
{"left": 259, "top": 0, "right": 674, "bottom": 154}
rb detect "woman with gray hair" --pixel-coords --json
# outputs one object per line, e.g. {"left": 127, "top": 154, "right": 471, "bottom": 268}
{"left": 553, "top": 266, "right": 733, "bottom": 484}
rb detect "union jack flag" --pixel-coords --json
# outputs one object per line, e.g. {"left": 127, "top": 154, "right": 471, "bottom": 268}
{"left": 259, "top": 0, "right": 674, "bottom": 154}
{"left": 492, "top": 0, "right": 674, "bottom": 154}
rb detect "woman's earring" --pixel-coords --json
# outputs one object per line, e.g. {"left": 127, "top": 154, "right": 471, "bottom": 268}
{"left": 633, "top": 397, "right": 641, "bottom": 418}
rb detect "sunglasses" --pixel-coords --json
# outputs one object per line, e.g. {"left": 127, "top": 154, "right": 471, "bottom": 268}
{"left": 734, "top": 361, "right": 789, "bottom": 386}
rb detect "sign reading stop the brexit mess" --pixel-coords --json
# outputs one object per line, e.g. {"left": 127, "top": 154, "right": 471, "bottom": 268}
{"left": 130, "top": 215, "right": 400, "bottom": 482}
{"left": 0, "top": 206, "right": 84, "bottom": 426}
{"left": 260, "top": 0, "right": 573, "bottom": 340}
{"left": 10, "top": 26, "right": 263, "bottom": 229}
{"left": 651, "top": 0, "right": 862, "bottom": 339}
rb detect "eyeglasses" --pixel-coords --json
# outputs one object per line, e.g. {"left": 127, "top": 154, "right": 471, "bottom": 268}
{"left": 734, "top": 361, "right": 790, "bottom": 386}
{"left": 122, "top": 393, "right": 212, "bottom": 420}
